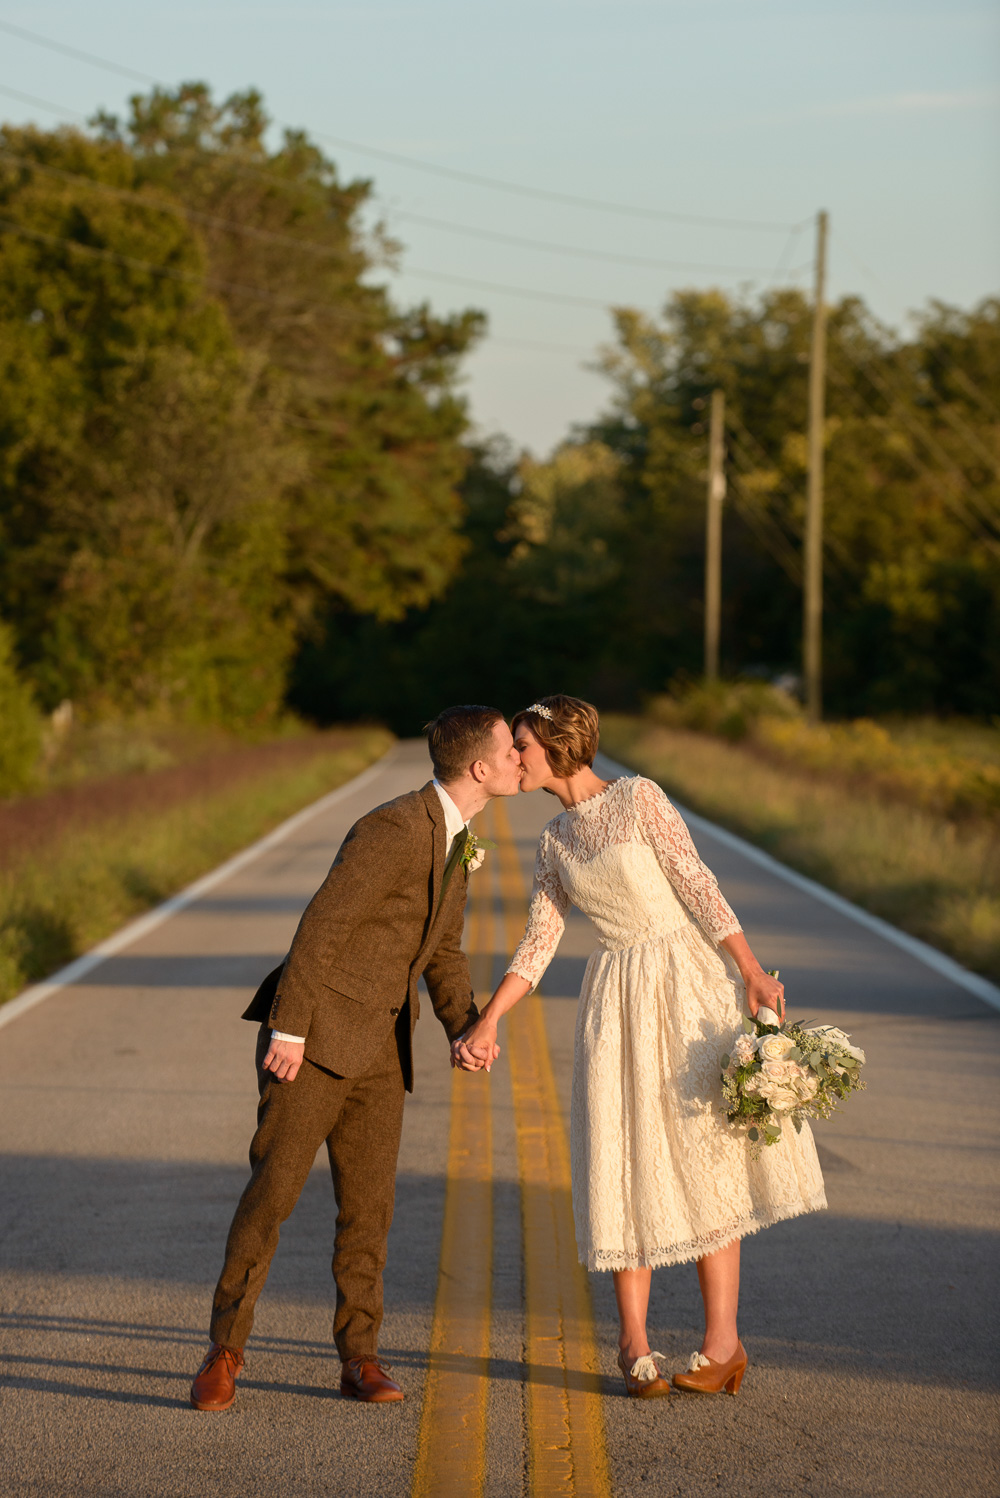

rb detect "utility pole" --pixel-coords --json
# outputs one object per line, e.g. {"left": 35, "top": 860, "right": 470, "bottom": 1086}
{"left": 804, "top": 209, "right": 828, "bottom": 722}
{"left": 704, "top": 388, "right": 726, "bottom": 680}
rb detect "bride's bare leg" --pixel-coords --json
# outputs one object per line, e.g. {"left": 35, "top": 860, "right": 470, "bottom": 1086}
{"left": 613, "top": 1267, "right": 652, "bottom": 1363}
{"left": 695, "top": 1239, "right": 741, "bottom": 1362}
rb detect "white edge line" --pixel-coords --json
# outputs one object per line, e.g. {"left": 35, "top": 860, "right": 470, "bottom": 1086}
{"left": 597, "top": 752, "right": 1000, "bottom": 1014}
{"left": 0, "top": 746, "right": 399, "bottom": 1033}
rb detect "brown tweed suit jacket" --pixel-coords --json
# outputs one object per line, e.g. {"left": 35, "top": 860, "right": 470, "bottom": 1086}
{"left": 242, "top": 781, "right": 478, "bottom": 1091}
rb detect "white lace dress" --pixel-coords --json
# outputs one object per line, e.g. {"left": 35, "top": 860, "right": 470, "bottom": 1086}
{"left": 508, "top": 776, "right": 827, "bottom": 1271}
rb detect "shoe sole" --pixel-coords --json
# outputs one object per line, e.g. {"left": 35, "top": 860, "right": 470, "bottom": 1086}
{"left": 671, "top": 1378, "right": 744, "bottom": 1396}
{"left": 339, "top": 1385, "right": 404, "bottom": 1403}
{"left": 190, "top": 1392, "right": 237, "bottom": 1411}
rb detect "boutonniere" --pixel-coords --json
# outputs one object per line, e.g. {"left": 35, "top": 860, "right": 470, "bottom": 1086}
{"left": 461, "top": 831, "right": 497, "bottom": 873}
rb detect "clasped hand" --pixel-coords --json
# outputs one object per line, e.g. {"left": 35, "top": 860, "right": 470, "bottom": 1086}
{"left": 451, "top": 1022, "right": 499, "bottom": 1073}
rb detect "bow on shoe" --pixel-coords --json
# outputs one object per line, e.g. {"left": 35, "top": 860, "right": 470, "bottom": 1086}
{"left": 686, "top": 1352, "right": 711, "bottom": 1372}
{"left": 630, "top": 1351, "right": 667, "bottom": 1382}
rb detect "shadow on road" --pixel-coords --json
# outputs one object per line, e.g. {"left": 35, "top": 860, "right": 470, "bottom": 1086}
{"left": 2, "top": 1159, "right": 997, "bottom": 1394}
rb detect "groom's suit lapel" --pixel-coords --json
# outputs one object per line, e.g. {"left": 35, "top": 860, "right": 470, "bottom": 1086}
{"left": 414, "top": 782, "right": 463, "bottom": 968}
{"left": 421, "top": 782, "right": 447, "bottom": 908}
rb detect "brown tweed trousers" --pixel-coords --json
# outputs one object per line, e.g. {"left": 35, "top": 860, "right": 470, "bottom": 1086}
{"left": 209, "top": 782, "right": 479, "bottom": 1359}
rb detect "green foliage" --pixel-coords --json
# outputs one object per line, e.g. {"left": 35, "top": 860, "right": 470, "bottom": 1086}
{"left": 646, "top": 678, "right": 1000, "bottom": 819}
{"left": 96, "top": 86, "right": 483, "bottom": 624}
{"left": 589, "top": 288, "right": 1000, "bottom": 716}
{"left": 0, "top": 620, "right": 43, "bottom": 793}
{"left": 646, "top": 677, "right": 800, "bottom": 741}
{"left": 0, "top": 726, "right": 392, "bottom": 1003}
{"left": 0, "top": 89, "right": 481, "bottom": 728}
{"left": 294, "top": 287, "right": 998, "bottom": 727}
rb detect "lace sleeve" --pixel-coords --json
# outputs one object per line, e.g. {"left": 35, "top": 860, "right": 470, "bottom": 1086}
{"left": 506, "top": 827, "right": 569, "bottom": 989}
{"left": 633, "top": 778, "right": 742, "bottom": 944}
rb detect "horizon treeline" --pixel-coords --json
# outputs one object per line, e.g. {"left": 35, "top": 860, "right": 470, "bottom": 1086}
{"left": 296, "top": 288, "right": 999, "bottom": 730}
{"left": 1, "top": 87, "right": 997, "bottom": 751}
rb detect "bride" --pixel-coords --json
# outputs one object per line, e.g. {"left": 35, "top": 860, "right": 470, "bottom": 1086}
{"left": 455, "top": 694, "right": 826, "bottom": 1399}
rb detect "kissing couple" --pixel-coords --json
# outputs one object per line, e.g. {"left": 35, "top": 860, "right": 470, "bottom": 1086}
{"left": 191, "top": 697, "right": 825, "bottom": 1411}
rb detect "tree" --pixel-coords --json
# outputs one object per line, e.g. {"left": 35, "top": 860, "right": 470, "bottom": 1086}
{"left": 0, "top": 91, "right": 484, "bottom": 723}
{"left": 97, "top": 85, "right": 484, "bottom": 623}
{"left": 589, "top": 288, "right": 1000, "bottom": 714}
{"left": 0, "top": 123, "right": 299, "bottom": 719}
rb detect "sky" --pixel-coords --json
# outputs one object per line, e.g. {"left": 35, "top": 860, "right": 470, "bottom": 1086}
{"left": 2, "top": 1, "right": 997, "bottom": 454}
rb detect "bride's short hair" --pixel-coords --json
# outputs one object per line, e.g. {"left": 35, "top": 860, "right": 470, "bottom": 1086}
{"left": 512, "top": 695, "right": 600, "bottom": 777}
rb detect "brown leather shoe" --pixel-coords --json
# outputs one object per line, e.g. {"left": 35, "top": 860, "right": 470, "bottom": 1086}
{"left": 340, "top": 1355, "right": 404, "bottom": 1403}
{"left": 190, "top": 1342, "right": 244, "bottom": 1411}
{"left": 617, "top": 1349, "right": 672, "bottom": 1399}
{"left": 672, "top": 1340, "right": 748, "bottom": 1396}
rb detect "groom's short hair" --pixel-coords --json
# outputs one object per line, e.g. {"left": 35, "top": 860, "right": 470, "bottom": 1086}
{"left": 426, "top": 704, "right": 506, "bottom": 783}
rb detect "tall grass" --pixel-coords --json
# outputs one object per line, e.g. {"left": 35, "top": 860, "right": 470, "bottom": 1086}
{"left": 601, "top": 716, "right": 1000, "bottom": 983}
{"left": 645, "top": 680, "right": 1000, "bottom": 820}
{"left": 0, "top": 726, "right": 393, "bottom": 1004}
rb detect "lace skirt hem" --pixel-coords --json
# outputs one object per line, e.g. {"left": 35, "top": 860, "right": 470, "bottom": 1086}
{"left": 579, "top": 1188, "right": 828, "bottom": 1273}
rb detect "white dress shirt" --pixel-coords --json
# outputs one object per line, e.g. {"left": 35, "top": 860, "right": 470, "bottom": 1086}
{"left": 271, "top": 779, "right": 469, "bottom": 1046}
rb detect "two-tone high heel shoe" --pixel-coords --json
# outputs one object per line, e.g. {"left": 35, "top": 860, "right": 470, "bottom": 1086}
{"left": 617, "top": 1349, "right": 672, "bottom": 1398}
{"left": 671, "top": 1340, "right": 747, "bottom": 1396}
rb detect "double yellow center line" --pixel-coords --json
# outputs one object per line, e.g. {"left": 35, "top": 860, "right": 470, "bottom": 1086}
{"left": 412, "top": 801, "right": 611, "bottom": 1498}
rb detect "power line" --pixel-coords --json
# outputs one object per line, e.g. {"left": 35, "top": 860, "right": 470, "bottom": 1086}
{"left": 726, "top": 419, "right": 853, "bottom": 572}
{"left": 0, "top": 18, "right": 157, "bottom": 85}
{"left": 0, "top": 209, "right": 655, "bottom": 324}
{"left": 0, "top": 81, "right": 90, "bottom": 121}
{"left": 0, "top": 17, "right": 806, "bottom": 233}
{"left": 0, "top": 144, "right": 804, "bottom": 280}
{"left": 830, "top": 326, "right": 1000, "bottom": 525}
{"left": 391, "top": 265, "right": 647, "bottom": 311}
{"left": 826, "top": 359, "right": 999, "bottom": 546}
{"left": 377, "top": 203, "right": 804, "bottom": 276}
{"left": 3, "top": 143, "right": 773, "bottom": 315}
{"left": 0, "top": 147, "right": 365, "bottom": 261}
{"left": 0, "top": 214, "right": 353, "bottom": 316}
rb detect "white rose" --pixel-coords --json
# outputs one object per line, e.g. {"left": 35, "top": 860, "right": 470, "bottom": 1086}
{"left": 467, "top": 848, "right": 485, "bottom": 872}
{"left": 845, "top": 1043, "right": 866, "bottom": 1064}
{"left": 731, "top": 1034, "right": 756, "bottom": 1066}
{"left": 791, "top": 1070, "right": 819, "bottom": 1100}
{"left": 757, "top": 1034, "right": 795, "bottom": 1062}
{"left": 760, "top": 1059, "right": 793, "bottom": 1083}
{"left": 762, "top": 1086, "right": 800, "bottom": 1113}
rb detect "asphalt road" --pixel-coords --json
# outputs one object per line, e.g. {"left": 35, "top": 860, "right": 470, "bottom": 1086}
{"left": 1, "top": 741, "right": 997, "bottom": 1497}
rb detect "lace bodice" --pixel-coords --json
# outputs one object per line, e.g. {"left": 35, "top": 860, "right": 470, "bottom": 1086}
{"left": 508, "top": 776, "right": 742, "bottom": 988}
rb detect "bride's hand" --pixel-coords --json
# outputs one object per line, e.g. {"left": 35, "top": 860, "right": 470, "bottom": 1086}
{"left": 451, "top": 1020, "right": 499, "bottom": 1072}
{"left": 745, "top": 968, "right": 785, "bottom": 1023}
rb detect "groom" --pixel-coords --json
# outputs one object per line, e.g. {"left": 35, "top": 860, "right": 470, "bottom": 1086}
{"left": 190, "top": 705, "right": 521, "bottom": 1410}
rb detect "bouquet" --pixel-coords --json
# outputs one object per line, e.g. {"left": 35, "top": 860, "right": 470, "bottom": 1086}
{"left": 720, "top": 976, "right": 866, "bottom": 1156}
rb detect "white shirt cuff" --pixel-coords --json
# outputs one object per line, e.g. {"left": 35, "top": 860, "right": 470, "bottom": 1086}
{"left": 271, "top": 1030, "right": 306, "bottom": 1044}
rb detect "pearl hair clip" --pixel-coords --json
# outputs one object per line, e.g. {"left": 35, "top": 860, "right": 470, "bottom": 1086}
{"left": 524, "top": 703, "right": 554, "bottom": 720}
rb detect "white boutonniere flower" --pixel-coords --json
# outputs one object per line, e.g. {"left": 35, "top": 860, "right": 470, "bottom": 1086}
{"left": 461, "top": 831, "right": 497, "bottom": 873}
